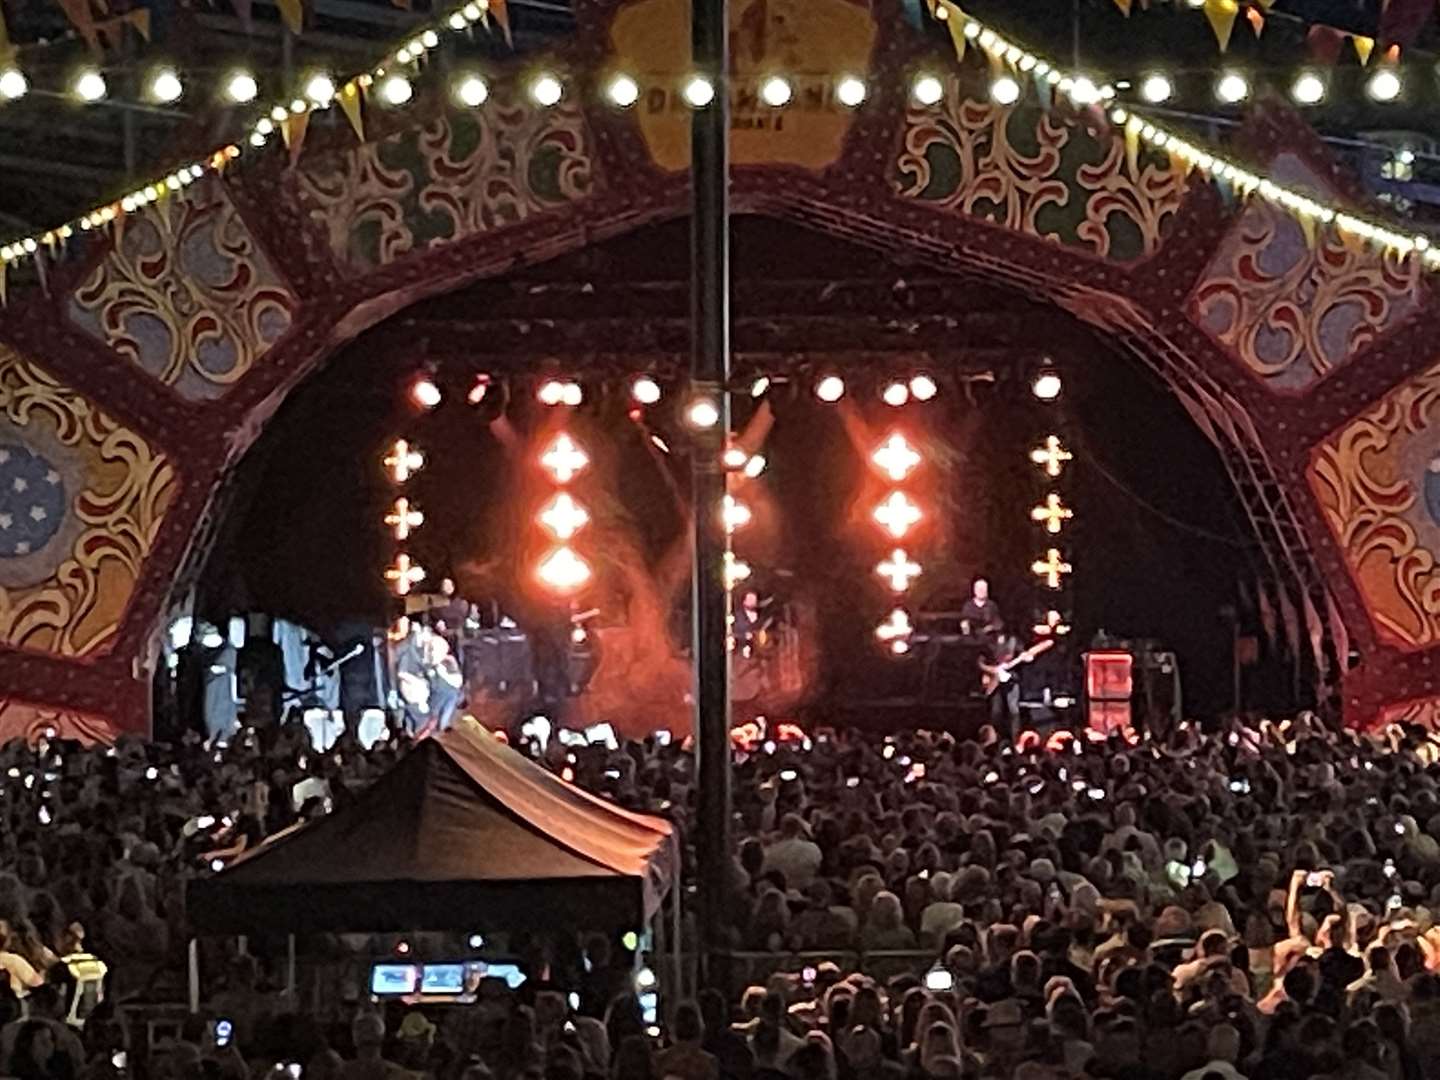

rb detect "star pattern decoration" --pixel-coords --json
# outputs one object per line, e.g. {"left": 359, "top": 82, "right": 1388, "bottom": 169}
{"left": 0, "top": 444, "right": 68, "bottom": 558}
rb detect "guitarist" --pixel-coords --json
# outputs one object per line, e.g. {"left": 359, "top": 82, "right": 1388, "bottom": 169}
{"left": 980, "top": 625, "right": 1023, "bottom": 738}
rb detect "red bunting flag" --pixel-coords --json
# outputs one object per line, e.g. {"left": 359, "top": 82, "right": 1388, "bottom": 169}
{"left": 1307, "top": 24, "right": 1345, "bottom": 64}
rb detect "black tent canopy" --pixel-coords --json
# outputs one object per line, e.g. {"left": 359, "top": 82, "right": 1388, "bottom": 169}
{"left": 187, "top": 720, "right": 679, "bottom": 936}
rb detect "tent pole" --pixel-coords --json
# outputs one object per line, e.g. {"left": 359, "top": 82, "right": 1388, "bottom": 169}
{"left": 689, "top": 0, "right": 732, "bottom": 994}
{"left": 287, "top": 934, "right": 297, "bottom": 1000}
{"left": 187, "top": 939, "right": 200, "bottom": 1014}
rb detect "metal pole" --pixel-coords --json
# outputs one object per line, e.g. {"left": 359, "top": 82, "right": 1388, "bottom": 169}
{"left": 690, "top": 0, "right": 732, "bottom": 994}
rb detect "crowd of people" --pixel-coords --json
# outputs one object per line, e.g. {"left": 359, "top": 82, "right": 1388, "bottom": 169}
{"left": 4, "top": 711, "right": 1440, "bottom": 1080}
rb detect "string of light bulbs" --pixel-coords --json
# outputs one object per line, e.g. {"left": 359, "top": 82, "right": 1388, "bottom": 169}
{"left": 931, "top": 1, "right": 1440, "bottom": 269}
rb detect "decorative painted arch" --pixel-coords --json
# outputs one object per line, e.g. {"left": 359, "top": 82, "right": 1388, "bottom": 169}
{"left": 0, "top": 0, "right": 1436, "bottom": 740}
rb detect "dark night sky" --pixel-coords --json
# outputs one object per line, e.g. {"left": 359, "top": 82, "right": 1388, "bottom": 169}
{"left": 200, "top": 216, "right": 1269, "bottom": 718}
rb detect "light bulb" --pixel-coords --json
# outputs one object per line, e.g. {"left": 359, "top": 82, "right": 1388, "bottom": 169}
{"left": 608, "top": 74, "right": 639, "bottom": 108}
{"left": 456, "top": 75, "right": 488, "bottom": 107}
{"left": 1367, "top": 68, "right": 1401, "bottom": 102}
{"left": 531, "top": 74, "right": 563, "bottom": 107}
{"left": 306, "top": 73, "right": 336, "bottom": 106}
{"left": 226, "top": 71, "right": 258, "bottom": 103}
{"left": 912, "top": 74, "right": 944, "bottom": 106}
{"left": 1069, "top": 77, "right": 1101, "bottom": 105}
{"left": 909, "top": 374, "right": 938, "bottom": 401}
{"left": 836, "top": 76, "right": 866, "bottom": 107}
{"left": 882, "top": 381, "right": 909, "bottom": 407}
{"left": 1215, "top": 72, "right": 1248, "bottom": 104}
{"left": 74, "top": 70, "right": 107, "bottom": 102}
{"left": 990, "top": 75, "right": 1020, "bottom": 105}
{"left": 1032, "top": 370, "right": 1063, "bottom": 401}
{"left": 1139, "top": 74, "right": 1171, "bottom": 104}
{"left": 1291, "top": 71, "right": 1325, "bottom": 105}
{"left": 380, "top": 75, "right": 413, "bottom": 106}
{"left": 631, "top": 376, "right": 661, "bottom": 405}
{"left": 683, "top": 76, "right": 714, "bottom": 108}
{"left": 760, "top": 76, "right": 792, "bottom": 107}
{"left": 0, "top": 69, "right": 27, "bottom": 101}
{"left": 687, "top": 399, "right": 720, "bottom": 429}
{"left": 150, "top": 68, "right": 183, "bottom": 103}
{"left": 815, "top": 375, "right": 845, "bottom": 402}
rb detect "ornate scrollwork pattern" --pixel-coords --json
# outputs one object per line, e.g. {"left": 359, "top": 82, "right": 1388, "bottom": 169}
{"left": 68, "top": 177, "right": 295, "bottom": 401}
{"left": 1189, "top": 152, "right": 1423, "bottom": 392}
{"left": 1310, "top": 362, "right": 1440, "bottom": 649}
{"left": 299, "top": 95, "right": 594, "bottom": 272}
{"left": 894, "top": 98, "right": 1186, "bottom": 262}
{"left": 0, "top": 346, "right": 176, "bottom": 657}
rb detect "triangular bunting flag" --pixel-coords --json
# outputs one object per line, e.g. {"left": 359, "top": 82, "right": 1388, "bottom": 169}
{"left": 275, "top": 0, "right": 303, "bottom": 34}
{"left": 128, "top": 8, "right": 151, "bottom": 40}
{"left": 0, "top": 262, "right": 7, "bottom": 308}
{"left": 338, "top": 81, "right": 366, "bottom": 141}
{"left": 1124, "top": 116, "right": 1140, "bottom": 181}
{"left": 490, "top": 0, "right": 511, "bottom": 45}
{"left": 942, "top": 5, "right": 968, "bottom": 62}
{"left": 1113, "top": 0, "right": 1132, "bottom": 15}
{"left": 54, "top": 0, "right": 100, "bottom": 50}
{"left": 280, "top": 110, "right": 310, "bottom": 164}
{"left": 0, "top": 6, "right": 15, "bottom": 65}
{"left": 1353, "top": 34, "right": 1375, "bottom": 65}
{"left": 1307, "top": 24, "right": 1344, "bottom": 64}
{"left": 1296, "top": 210, "right": 1317, "bottom": 251}
{"left": 1245, "top": 6, "right": 1264, "bottom": 35}
{"left": 1203, "top": 0, "right": 1239, "bottom": 52}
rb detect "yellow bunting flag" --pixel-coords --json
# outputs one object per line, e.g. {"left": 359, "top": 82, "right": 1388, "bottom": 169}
{"left": 1124, "top": 116, "right": 1140, "bottom": 181}
{"left": 275, "top": 0, "right": 303, "bottom": 34}
{"left": 939, "top": 0, "right": 969, "bottom": 61}
{"left": 1113, "top": 0, "right": 1132, "bottom": 15}
{"left": 280, "top": 111, "right": 310, "bottom": 164}
{"left": 1203, "top": 0, "right": 1239, "bottom": 51}
{"left": 1353, "top": 34, "right": 1375, "bottom": 64}
{"left": 0, "top": 6, "right": 14, "bottom": 65}
{"left": 338, "top": 81, "right": 365, "bottom": 141}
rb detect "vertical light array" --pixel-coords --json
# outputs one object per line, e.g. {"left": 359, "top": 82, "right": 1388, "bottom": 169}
{"left": 1028, "top": 425, "right": 1074, "bottom": 638}
{"left": 382, "top": 439, "right": 427, "bottom": 635}
{"left": 870, "top": 430, "right": 926, "bottom": 655}
{"left": 535, "top": 431, "right": 593, "bottom": 593}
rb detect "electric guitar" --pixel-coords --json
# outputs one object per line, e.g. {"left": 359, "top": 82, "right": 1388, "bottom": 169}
{"left": 980, "top": 639, "right": 1055, "bottom": 696}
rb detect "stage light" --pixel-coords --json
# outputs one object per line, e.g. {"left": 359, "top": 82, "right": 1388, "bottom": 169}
{"left": 683, "top": 76, "right": 715, "bottom": 108}
{"left": 723, "top": 552, "right": 751, "bottom": 589}
{"left": 540, "top": 434, "right": 590, "bottom": 483}
{"left": 1031, "top": 369, "right": 1063, "bottom": 401}
{"left": 0, "top": 68, "right": 27, "bottom": 101}
{"left": 1367, "top": 68, "right": 1402, "bottom": 102}
{"left": 874, "top": 491, "right": 921, "bottom": 538}
{"left": 1031, "top": 548, "right": 1072, "bottom": 589}
{"left": 836, "top": 75, "right": 866, "bottom": 107}
{"left": 882, "top": 381, "right": 910, "bottom": 407}
{"left": 531, "top": 73, "right": 563, "bottom": 106}
{"left": 1034, "top": 609, "right": 1072, "bottom": 636}
{"left": 1139, "top": 73, "right": 1172, "bottom": 104}
{"left": 686, "top": 398, "right": 720, "bottom": 429}
{"left": 1215, "top": 72, "right": 1248, "bottom": 104}
{"left": 760, "top": 75, "right": 792, "bottom": 107}
{"left": 722, "top": 494, "right": 752, "bottom": 533}
{"left": 305, "top": 72, "right": 336, "bottom": 106}
{"left": 722, "top": 447, "right": 749, "bottom": 470}
{"left": 909, "top": 374, "right": 937, "bottom": 401}
{"left": 74, "top": 69, "right": 107, "bottom": 102}
{"left": 607, "top": 74, "right": 639, "bottom": 107}
{"left": 467, "top": 934, "right": 484, "bottom": 949}
{"left": 1030, "top": 434, "right": 1073, "bottom": 477}
{"left": 466, "top": 374, "right": 491, "bottom": 405}
{"left": 990, "top": 75, "right": 1020, "bottom": 105}
{"left": 410, "top": 376, "right": 442, "bottom": 409}
{"left": 561, "top": 382, "right": 584, "bottom": 406}
{"left": 396, "top": 940, "right": 412, "bottom": 956}
{"left": 383, "top": 440, "right": 425, "bottom": 482}
{"left": 743, "top": 454, "right": 767, "bottom": 478}
{"left": 149, "top": 68, "right": 184, "bottom": 103}
{"left": 815, "top": 375, "right": 845, "bottom": 402}
{"left": 912, "top": 74, "right": 943, "bottom": 106}
{"left": 379, "top": 74, "right": 413, "bottom": 106}
{"left": 537, "top": 546, "right": 592, "bottom": 592}
{"left": 875, "top": 608, "right": 912, "bottom": 647}
{"left": 749, "top": 376, "right": 771, "bottom": 398}
{"left": 571, "top": 626, "right": 588, "bottom": 644}
{"left": 384, "top": 553, "right": 426, "bottom": 595}
{"left": 1031, "top": 492, "right": 1074, "bottom": 534}
{"left": 631, "top": 376, "right": 662, "bottom": 405}
{"left": 1291, "top": 71, "right": 1326, "bottom": 105}
{"left": 877, "top": 549, "right": 922, "bottom": 592}
{"left": 456, "top": 74, "right": 489, "bottom": 107}
{"left": 225, "top": 70, "right": 258, "bottom": 103}
{"left": 538, "top": 492, "right": 590, "bottom": 540}
{"left": 384, "top": 497, "right": 425, "bottom": 540}
{"left": 873, "top": 434, "right": 921, "bottom": 482}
